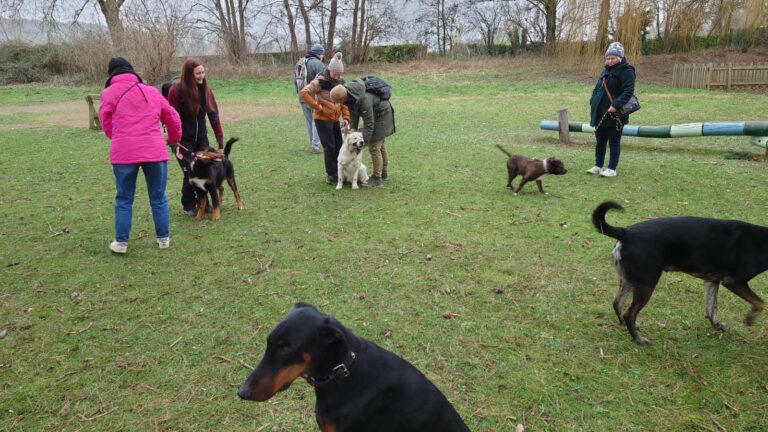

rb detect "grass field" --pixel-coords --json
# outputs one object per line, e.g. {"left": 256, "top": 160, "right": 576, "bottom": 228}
{"left": 2, "top": 59, "right": 768, "bottom": 431}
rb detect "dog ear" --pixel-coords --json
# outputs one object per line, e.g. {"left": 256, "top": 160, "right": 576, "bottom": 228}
{"left": 319, "top": 321, "right": 345, "bottom": 346}
{"left": 294, "top": 302, "right": 318, "bottom": 311}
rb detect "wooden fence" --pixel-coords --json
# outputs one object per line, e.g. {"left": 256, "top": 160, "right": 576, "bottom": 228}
{"left": 672, "top": 63, "right": 768, "bottom": 89}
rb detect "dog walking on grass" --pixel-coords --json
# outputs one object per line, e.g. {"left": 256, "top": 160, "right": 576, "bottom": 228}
{"left": 592, "top": 200, "right": 768, "bottom": 345}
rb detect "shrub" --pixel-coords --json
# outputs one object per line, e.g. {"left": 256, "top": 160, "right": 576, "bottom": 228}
{"left": 0, "top": 43, "right": 57, "bottom": 84}
{"left": 368, "top": 44, "right": 427, "bottom": 62}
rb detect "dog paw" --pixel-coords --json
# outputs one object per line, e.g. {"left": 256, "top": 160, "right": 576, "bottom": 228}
{"left": 713, "top": 322, "right": 728, "bottom": 332}
{"left": 352, "top": 185, "right": 359, "bottom": 189}
{"left": 513, "top": 193, "right": 518, "bottom": 196}
{"left": 745, "top": 312, "right": 759, "bottom": 326}
{"left": 335, "top": 185, "right": 342, "bottom": 190}
{"left": 634, "top": 336, "right": 651, "bottom": 345}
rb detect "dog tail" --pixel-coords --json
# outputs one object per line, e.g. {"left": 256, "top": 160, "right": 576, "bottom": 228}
{"left": 224, "top": 137, "right": 239, "bottom": 158}
{"left": 592, "top": 201, "right": 627, "bottom": 241}
{"left": 495, "top": 144, "right": 512, "bottom": 157}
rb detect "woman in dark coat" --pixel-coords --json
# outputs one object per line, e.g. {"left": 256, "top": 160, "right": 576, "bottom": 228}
{"left": 587, "top": 41, "right": 636, "bottom": 178}
{"left": 167, "top": 58, "right": 225, "bottom": 214}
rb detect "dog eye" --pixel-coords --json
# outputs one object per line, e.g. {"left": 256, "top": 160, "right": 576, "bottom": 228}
{"left": 275, "top": 340, "right": 290, "bottom": 353}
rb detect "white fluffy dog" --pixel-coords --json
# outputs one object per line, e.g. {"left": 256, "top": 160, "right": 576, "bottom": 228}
{"left": 336, "top": 129, "right": 369, "bottom": 190}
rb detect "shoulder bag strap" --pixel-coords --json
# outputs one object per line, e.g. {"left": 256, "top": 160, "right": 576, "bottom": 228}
{"left": 601, "top": 78, "right": 614, "bottom": 104}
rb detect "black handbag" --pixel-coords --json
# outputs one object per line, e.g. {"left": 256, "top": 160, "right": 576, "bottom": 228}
{"left": 602, "top": 78, "right": 640, "bottom": 116}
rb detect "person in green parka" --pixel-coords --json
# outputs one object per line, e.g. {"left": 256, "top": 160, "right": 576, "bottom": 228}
{"left": 330, "top": 79, "right": 395, "bottom": 188}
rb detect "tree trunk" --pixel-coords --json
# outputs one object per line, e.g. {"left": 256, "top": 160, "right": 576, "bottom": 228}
{"left": 326, "top": 0, "right": 338, "bottom": 55}
{"left": 298, "top": 0, "right": 311, "bottom": 49}
{"left": 356, "top": 0, "right": 366, "bottom": 59}
{"left": 544, "top": 0, "right": 556, "bottom": 44}
{"left": 595, "top": 0, "right": 610, "bottom": 54}
{"left": 351, "top": 0, "right": 360, "bottom": 60}
{"left": 98, "top": 0, "right": 126, "bottom": 55}
{"left": 284, "top": 0, "right": 299, "bottom": 54}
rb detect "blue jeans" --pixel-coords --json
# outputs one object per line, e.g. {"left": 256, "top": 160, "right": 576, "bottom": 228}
{"left": 594, "top": 128, "right": 622, "bottom": 170}
{"left": 300, "top": 101, "right": 320, "bottom": 150}
{"left": 112, "top": 162, "right": 170, "bottom": 242}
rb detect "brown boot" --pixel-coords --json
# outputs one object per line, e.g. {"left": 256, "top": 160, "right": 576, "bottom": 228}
{"left": 364, "top": 175, "right": 382, "bottom": 188}
{"left": 381, "top": 169, "right": 388, "bottom": 180}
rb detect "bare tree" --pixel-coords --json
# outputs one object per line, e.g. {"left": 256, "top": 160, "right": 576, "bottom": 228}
{"left": 467, "top": 0, "right": 505, "bottom": 53}
{"left": 282, "top": 0, "right": 300, "bottom": 52}
{"left": 516, "top": 0, "right": 558, "bottom": 43}
{"left": 595, "top": 0, "right": 610, "bottom": 52}
{"left": 297, "top": 0, "right": 311, "bottom": 47}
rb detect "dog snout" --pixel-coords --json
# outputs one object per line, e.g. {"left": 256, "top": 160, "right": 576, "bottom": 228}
{"left": 238, "top": 384, "right": 252, "bottom": 400}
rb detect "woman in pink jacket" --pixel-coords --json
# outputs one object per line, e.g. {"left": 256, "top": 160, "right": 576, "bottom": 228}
{"left": 99, "top": 57, "right": 182, "bottom": 254}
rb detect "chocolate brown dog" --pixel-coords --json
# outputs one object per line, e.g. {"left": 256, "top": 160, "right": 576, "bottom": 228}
{"left": 496, "top": 145, "right": 567, "bottom": 194}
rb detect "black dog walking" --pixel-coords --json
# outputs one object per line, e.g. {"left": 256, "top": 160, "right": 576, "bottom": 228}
{"left": 592, "top": 201, "right": 768, "bottom": 345}
{"left": 238, "top": 303, "right": 470, "bottom": 432}
{"left": 188, "top": 137, "right": 244, "bottom": 221}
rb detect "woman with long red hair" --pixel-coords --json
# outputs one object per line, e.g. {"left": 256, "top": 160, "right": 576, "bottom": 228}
{"left": 167, "top": 59, "right": 225, "bottom": 215}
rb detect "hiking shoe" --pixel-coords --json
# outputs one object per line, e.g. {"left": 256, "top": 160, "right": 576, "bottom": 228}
{"left": 326, "top": 176, "right": 338, "bottom": 185}
{"left": 381, "top": 169, "right": 388, "bottom": 180}
{"left": 600, "top": 168, "right": 617, "bottom": 177}
{"left": 311, "top": 147, "right": 322, "bottom": 154}
{"left": 157, "top": 237, "right": 170, "bottom": 249}
{"left": 109, "top": 241, "right": 127, "bottom": 254}
{"left": 183, "top": 208, "right": 196, "bottom": 216}
{"left": 364, "top": 175, "right": 383, "bottom": 188}
{"left": 586, "top": 166, "right": 602, "bottom": 175}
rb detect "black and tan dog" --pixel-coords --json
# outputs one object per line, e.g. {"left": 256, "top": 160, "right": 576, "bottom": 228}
{"left": 188, "top": 137, "right": 244, "bottom": 221}
{"left": 238, "top": 303, "right": 470, "bottom": 432}
{"left": 593, "top": 200, "right": 768, "bottom": 345}
{"left": 496, "top": 145, "right": 567, "bottom": 195}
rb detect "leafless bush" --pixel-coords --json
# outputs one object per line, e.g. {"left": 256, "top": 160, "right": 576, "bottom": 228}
{"left": 63, "top": 30, "right": 114, "bottom": 82}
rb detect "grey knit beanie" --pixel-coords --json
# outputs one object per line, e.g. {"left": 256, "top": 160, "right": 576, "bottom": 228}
{"left": 328, "top": 52, "right": 344, "bottom": 73}
{"left": 310, "top": 44, "right": 325, "bottom": 55}
{"left": 605, "top": 42, "right": 625, "bottom": 58}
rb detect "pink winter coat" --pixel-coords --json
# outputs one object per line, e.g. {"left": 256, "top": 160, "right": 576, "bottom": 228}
{"left": 99, "top": 73, "right": 182, "bottom": 164}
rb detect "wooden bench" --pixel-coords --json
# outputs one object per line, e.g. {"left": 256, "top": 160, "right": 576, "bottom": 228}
{"left": 85, "top": 94, "right": 101, "bottom": 130}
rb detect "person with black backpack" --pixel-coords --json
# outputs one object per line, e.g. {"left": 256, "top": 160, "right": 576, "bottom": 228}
{"left": 330, "top": 77, "right": 395, "bottom": 188}
{"left": 295, "top": 44, "right": 326, "bottom": 153}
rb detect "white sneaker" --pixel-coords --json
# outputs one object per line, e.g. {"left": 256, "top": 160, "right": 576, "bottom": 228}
{"left": 109, "top": 241, "right": 127, "bottom": 254}
{"left": 586, "top": 166, "right": 602, "bottom": 175}
{"left": 600, "top": 168, "right": 617, "bottom": 177}
{"left": 157, "top": 237, "right": 170, "bottom": 249}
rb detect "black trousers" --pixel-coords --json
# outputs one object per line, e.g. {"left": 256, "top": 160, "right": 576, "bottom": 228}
{"left": 314, "top": 120, "right": 342, "bottom": 179}
{"left": 174, "top": 152, "right": 197, "bottom": 211}
{"left": 174, "top": 144, "right": 210, "bottom": 211}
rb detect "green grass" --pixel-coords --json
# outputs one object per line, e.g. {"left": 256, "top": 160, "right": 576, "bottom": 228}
{"left": 2, "top": 61, "right": 768, "bottom": 431}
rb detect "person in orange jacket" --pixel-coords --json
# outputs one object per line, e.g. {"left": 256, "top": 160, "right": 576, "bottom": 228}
{"left": 300, "top": 52, "right": 350, "bottom": 184}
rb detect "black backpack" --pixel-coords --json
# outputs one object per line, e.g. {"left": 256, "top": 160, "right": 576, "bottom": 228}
{"left": 161, "top": 77, "right": 179, "bottom": 99}
{"left": 361, "top": 76, "right": 391, "bottom": 101}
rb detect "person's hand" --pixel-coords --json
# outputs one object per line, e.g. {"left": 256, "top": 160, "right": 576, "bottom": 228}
{"left": 174, "top": 146, "right": 183, "bottom": 160}
{"left": 608, "top": 106, "right": 617, "bottom": 113}
{"left": 316, "top": 104, "right": 324, "bottom": 113}
{"left": 342, "top": 119, "right": 349, "bottom": 130}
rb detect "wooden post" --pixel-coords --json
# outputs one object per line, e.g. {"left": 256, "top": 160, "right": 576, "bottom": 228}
{"left": 727, "top": 63, "right": 732, "bottom": 90}
{"left": 557, "top": 109, "right": 570, "bottom": 144}
{"left": 85, "top": 94, "right": 101, "bottom": 130}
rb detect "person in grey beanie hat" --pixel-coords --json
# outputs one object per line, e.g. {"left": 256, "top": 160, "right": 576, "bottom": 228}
{"left": 310, "top": 43, "right": 325, "bottom": 56}
{"left": 604, "top": 42, "right": 625, "bottom": 59}
{"left": 587, "top": 40, "right": 635, "bottom": 178}
{"left": 296, "top": 44, "right": 326, "bottom": 153}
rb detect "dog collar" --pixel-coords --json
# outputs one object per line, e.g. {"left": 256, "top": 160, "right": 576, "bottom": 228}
{"left": 542, "top": 159, "right": 548, "bottom": 173}
{"left": 303, "top": 351, "right": 356, "bottom": 387}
